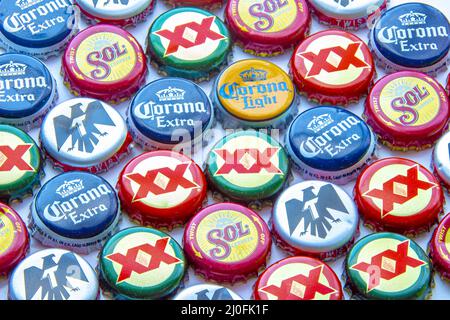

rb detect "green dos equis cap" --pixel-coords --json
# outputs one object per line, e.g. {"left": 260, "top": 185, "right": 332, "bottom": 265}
{"left": 206, "top": 130, "right": 289, "bottom": 204}
{"left": 147, "top": 7, "right": 231, "bottom": 82}
{"left": 99, "top": 227, "right": 186, "bottom": 300}
{"left": 345, "top": 232, "right": 432, "bottom": 300}
{"left": 0, "top": 124, "right": 43, "bottom": 203}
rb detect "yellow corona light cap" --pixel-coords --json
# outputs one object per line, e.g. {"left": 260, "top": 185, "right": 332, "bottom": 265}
{"left": 213, "top": 59, "right": 297, "bottom": 128}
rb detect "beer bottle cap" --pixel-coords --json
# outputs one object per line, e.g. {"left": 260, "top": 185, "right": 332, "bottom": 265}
{"left": 0, "top": 0, "right": 79, "bottom": 59}
{"left": 286, "top": 106, "right": 376, "bottom": 184}
{"left": 308, "top": 0, "right": 388, "bottom": 30}
{"left": 0, "top": 54, "right": 57, "bottom": 131}
{"left": 147, "top": 7, "right": 231, "bottom": 82}
{"left": 225, "top": 0, "right": 311, "bottom": 56}
{"left": 354, "top": 157, "right": 444, "bottom": 235}
{"left": 128, "top": 77, "right": 213, "bottom": 150}
{"left": 29, "top": 172, "right": 121, "bottom": 254}
{"left": 446, "top": 73, "right": 450, "bottom": 96}
{"left": 163, "top": 0, "right": 224, "bottom": 10}
{"left": 290, "top": 29, "right": 375, "bottom": 106}
{"left": 370, "top": 3, "right": 450, "bottom": 75}
{"left": 99, "top": 227, "right": 186, "bottom": 300}
{"left": 174, "top": 284, "right": 243, "bottom": 300}
{"left": 429, "top": 213, "right": 450, "bottom": 281}
{"left": 345, "top": 232, "right": 432, "bottom": 300}
{"left": 75, "top": 0, "right": 155, "bottom": 27}
{"left": 205, "top": 130, "right": 289, "bottom": 204}
{"left": 0, "top": 203, "right": 29, "bottom": 276}
{"left": 212, "top": 59, "right": 297, "bottom": 129}
{"left": 434, "top": 132, "right": 450, "bottom": 191}
{"left": 117, "top": 150, "right": 207, "bottom": 230}
{"left": 364, "top": 71, "right": 449, "bottom": 151}
{"left": 272, "top": 180, "right": 359, "bottom": 260}
{"left": 183, "top": 203, "right": 271, "bottom": 283}
{"left": 0, "top": 124, "right": 43, "bottom": 203}
{"left": 40, "top": 98, "right": 131, "bottom": 174}
{"left": 9, "top": 248, "right": 99, "bottom": 300}
{"left": 62, "top": 24, "right": 147, "bottom": 104}
{"left": 254, "top": 256, "right": 342, "bottom": 300}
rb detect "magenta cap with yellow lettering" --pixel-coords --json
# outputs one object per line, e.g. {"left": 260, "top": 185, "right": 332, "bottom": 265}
{"left": 183, "top": 203, "right": 271, "bottom": 284}
{"left": 225, "top": 0, "right": 311, "bottom": 56}
{"left": 62, "top": 24, "right": 147, "bottom": 104}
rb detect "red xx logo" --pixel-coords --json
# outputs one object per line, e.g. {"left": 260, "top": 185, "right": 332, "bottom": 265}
{"left": 299, "top": 42, "right": 369, "bottom": 78}
{"left": 0, "top": 144, "right": 34, "bottom": 172}
{"left": 106, "top": 237, "right": 182, "bottom": 283}
{"left": 154, "top": 16, "right": 225, "bottom": 56}
{"left": 259, "top": 265, "right": 336, "bottom": 300}
{"left": 363, "top": 165, "right": 436, "bottom": 218}
{"left": 126, "top": 163, "right": 199, "bottom": 202}
{"left": 351, "top": 240, "right": 426, "bottom": 292}
{"left": 214, "top": 147, "right": 282, "bottom": 175}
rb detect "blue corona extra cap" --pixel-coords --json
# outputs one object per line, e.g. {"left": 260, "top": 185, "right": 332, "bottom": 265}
{"left": 0, "top": 0, "right": 79, "bottom": 58}
{"left": 0, "top": 53, "right": 56, "bottom": 131}
{"left": 30, "top": 171, "right": 120, "bottom": 254}
{"left": 128, "top": 77, "right": 213, "bottom": 150}
{"left": 371, "top": 3, "right": 450, "bottom": 73}
{"left": 286, "top": 106, "right": 376, "bottom": 184}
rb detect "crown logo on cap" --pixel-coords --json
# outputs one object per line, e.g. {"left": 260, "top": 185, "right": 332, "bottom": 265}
{"left": 0, "top": 61, "right": 27, "bottom": 77}
{"left": 399, "top": 11, "right": 427, "bottom": 26}
{"left": 307, "top": 114, "right": 334, "bottom": 133}
{"left": 239, "top": 68, "right": 268, "bottom": 82}
{"left": 56, "top": 179, "right": 84, "bottom": 198}
{"left": 16, "top": 0, "right": 43, "bottom": 10}
{"left": 155, "top": 87, "right": 186, "bottom": 101}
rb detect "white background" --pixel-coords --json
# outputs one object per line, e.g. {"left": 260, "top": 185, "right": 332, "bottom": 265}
{"left": 1, "top": 0, "right": 450, "bottom": 300}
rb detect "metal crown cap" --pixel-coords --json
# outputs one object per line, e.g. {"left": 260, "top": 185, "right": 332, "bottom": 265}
{"left": 9, "top": 248, "right": 99, "bottom": 300}
{"left": 272, "top": 180, "right": 359, "bottom": 259}
{"left": 371, "top": 3, "right": 450, "bottom": 69}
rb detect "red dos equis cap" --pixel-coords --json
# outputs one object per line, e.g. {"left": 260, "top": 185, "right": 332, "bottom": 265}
{"left": 354, "top": 157, "right": 444, "bottom": 236}
{"left": 290, "top": 29, "right": 374, "bottom": 106}
{"left": 117, "top": 150, "right": 207, "bottom": 230}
